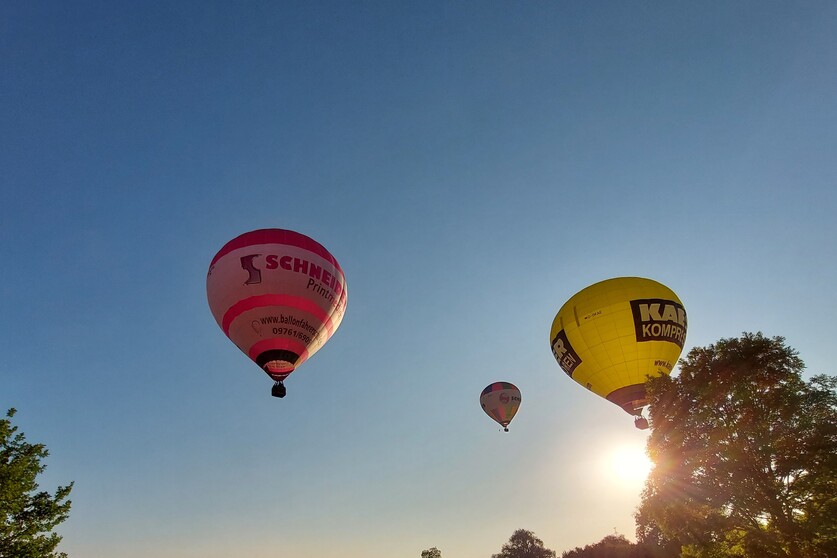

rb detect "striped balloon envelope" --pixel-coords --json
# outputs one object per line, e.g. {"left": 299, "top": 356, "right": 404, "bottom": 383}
{"left": 206, "top": 229, "right": 348, "bottom": 396}
{"left": 480, "top": 382, "right": 521, "bottom": 432}
{"left": 549, "top": 277, "right": 686, "bottom": 428}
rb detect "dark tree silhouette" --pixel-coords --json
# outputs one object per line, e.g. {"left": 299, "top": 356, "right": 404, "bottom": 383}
{"left": 493, "top": 529, "right": 557, "bottom": 558}
{"left": 561, "top": 534, "right": 668, "bottom": 558}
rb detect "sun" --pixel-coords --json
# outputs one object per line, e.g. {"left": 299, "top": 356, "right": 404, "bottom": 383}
{"left": 605, "top": 444, "right": 653, "bottom": 484}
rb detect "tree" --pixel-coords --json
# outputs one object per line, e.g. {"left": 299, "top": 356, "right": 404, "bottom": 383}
{"left": 636, "top": 333, "right": 837, "bottom": 558}
{"left": 421, "top": 547, "right": 442, "bottom": 558}
{"left": 1, "top": 408, "right": 73, "bottom": 558}
{"left": 560, "top": 534, "right": 669, "bottom": 558}
{"left": 493, "top": 529, "right": 556, "bottom": 558}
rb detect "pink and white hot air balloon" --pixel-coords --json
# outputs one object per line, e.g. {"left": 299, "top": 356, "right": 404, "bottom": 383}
{"left": 206, "top": 229, "right": 348, "bottom": 397}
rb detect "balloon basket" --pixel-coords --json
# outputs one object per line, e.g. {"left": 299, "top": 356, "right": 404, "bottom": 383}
{"left": 271, "top": 381, "right": 287, "bottom": 398}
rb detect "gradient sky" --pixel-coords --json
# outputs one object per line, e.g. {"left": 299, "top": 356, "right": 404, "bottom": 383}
{"left": 2, "top": 2, "right": 836, "bottom": 557}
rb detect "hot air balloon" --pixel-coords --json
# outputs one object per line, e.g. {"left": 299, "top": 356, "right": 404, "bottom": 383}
{"left": 549, "top": 277, "right": 686, "bottom": 429}
{"left": 480, "top": 382, "right": 521, "bottom": 432}
{"left": 206, "top": 228, "right": 347, "bottom": 398}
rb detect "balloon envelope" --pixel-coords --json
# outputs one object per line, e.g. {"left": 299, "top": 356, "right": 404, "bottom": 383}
{"left": 549, "top": 277, "right": 686, "bottom": 416}
{"left": 206, "top": 228, "right": 348, "bottom": 383}
{"left": 480, "top": 382, "right": 521, "bottom": 430}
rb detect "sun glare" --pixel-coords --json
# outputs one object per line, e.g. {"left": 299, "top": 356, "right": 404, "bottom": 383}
{"left": 606, "top": 444, "right": 653, "bottom": 484}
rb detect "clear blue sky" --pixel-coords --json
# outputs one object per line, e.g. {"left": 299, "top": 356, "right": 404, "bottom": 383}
{"left": 2, "top": 2, "right": 836, "bottom": 557}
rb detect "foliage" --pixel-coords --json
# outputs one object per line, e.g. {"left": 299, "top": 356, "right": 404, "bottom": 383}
{"left": 0, "top": 408, "right": 73, "bottom": 558}
{"left": 560, "top": 534, "right": 671, "bottom": 558}
{"left": 493, "top": 529, "right": 557, "bottom": 558}
{"left": 636, "top": 333, "right": 837, "bottom": 558}
{"left": 421, "top": 547, "right": 442, "bottom": 558}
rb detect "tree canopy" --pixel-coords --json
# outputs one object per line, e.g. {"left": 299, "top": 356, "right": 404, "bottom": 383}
{"left": 560, "top": 534, "right": 665, "bottom": 558}
{"left": 636, "top": 333, "right": 837, "bottom": 558}
{"left": 493, "top": 529, "right": 557, "bottom": 558}
{"left": 421, "top": 547, "right": 442, "bottom": 558}
{"left": 0, "top": 408, "right": 73, "bottom": 558}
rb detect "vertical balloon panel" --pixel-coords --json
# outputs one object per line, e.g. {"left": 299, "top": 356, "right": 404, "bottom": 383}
{"left": 207, "top": 229, "right": 347, "bottom": 383}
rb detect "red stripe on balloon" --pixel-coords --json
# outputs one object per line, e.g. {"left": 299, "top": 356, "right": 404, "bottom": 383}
{"left": 222, "top": 294, "right": 334, "bottom": 337}
{"left": 210, "top": 229, "right": 343, "bottom": 275}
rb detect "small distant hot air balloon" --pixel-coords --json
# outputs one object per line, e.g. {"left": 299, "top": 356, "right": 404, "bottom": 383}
{"left": 549, "top": 277, "right": 686, "bottom": 429}
{"left": 480, "top": 382, "right": 521, "bottom": 432}
{"left": 206, "top": 229, "right": 347, "bottom": 398}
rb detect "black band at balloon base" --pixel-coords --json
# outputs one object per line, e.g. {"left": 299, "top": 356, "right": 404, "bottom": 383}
{"left": 256, "top": 349, "right": 299, "bottom": 381}
{"left": 606, "top": 383, "right": 649, "bottom": 415}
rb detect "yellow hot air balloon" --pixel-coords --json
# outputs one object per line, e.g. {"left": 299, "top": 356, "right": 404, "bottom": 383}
{"left": 549, "top": 277, "right": 686, "bottom": 429}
